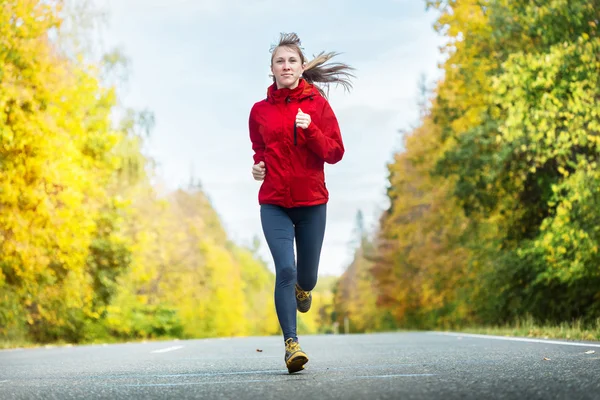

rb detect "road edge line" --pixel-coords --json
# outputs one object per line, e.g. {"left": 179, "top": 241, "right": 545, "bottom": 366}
{"left": 427, "top": 331, "right": 600, "bottom": 348}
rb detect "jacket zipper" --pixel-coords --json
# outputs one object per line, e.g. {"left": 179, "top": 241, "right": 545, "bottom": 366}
{"left": 286, "top": 95, "right": 297, "bottom": 146}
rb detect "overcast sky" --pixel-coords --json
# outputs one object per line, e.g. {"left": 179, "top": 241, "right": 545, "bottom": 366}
{"left": 94, "top": 0, "right": 446, "bottom": 276}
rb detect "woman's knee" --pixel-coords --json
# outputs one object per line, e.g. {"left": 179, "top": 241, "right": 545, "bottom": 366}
{"left": 276, "top": 265, "right": 297, "bottom": 285}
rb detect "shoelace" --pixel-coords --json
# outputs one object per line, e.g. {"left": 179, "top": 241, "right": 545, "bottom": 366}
{"left": 296, "top": 286, "right": 310, "bottom": 300}
{"left": 285, "top": 338, "right": 300, "bottom": 353}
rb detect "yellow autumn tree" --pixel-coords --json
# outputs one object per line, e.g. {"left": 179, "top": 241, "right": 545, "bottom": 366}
{"left": 0, "top": 0, "right": 128, "bottom": 342}
{"left": 1, "top": 0, "right": 280, "bottom": 346}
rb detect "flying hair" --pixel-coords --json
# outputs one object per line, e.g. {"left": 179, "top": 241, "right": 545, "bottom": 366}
{"left": 270, "top": 32, "right": 355, "bottom": 98}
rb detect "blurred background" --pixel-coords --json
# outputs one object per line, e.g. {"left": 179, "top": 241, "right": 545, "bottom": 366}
{"left": 1, "top": 0, "right": 599, "bottom": 347}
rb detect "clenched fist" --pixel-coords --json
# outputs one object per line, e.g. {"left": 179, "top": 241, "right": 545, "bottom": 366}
{"left": 252, "top": 161, "right": 266, "bottom": 181}
{"left": 296, "top": 108, "right": 311, "bottom": 129}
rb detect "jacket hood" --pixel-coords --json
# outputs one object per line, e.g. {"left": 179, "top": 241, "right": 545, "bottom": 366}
{"left": 266, "top": 78, "right": 320, "bottom": 103}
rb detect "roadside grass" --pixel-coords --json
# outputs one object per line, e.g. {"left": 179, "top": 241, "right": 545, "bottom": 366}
{"left": 452, "top": 316, "right": 600, "bottom": 342}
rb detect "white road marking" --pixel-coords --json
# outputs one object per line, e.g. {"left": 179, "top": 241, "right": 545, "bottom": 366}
{"left": 117, "top": 379, "right": 275, "bottom": 387}
{"left": 431, "top": 332, "right": 600, "bottom": 348}
{"left": 110, "top": 374, "right": 436, "bottom": 387}
{"left": 357, "top": 374, "right": 436, "bottom": 378}
{"left": 151, "top": 346, "right": 184, "bottom": 354}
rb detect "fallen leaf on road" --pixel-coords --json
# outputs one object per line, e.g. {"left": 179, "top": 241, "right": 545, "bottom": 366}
{"left": 256, "top": 349, "right": 263, "bottom": 352}
{"left": 584, "top": 350, "right": 595, "bottom": 354}
{"left": 543, "top": 357, "right": 551, "bottom": 361}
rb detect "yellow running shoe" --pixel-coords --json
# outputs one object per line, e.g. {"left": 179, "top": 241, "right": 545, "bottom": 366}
{"left": 284, "top": 338, "right": 308, "bottom": 373}
{"left": 295, "top": 284, "right": 312, "bottom": 313}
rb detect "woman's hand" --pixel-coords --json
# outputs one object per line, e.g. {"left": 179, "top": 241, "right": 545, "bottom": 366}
{"left": 296, "top": 108, "right": 311, "bottom": 129}
{"left": 252, "top": 161, "right": 266, "bottom": 181}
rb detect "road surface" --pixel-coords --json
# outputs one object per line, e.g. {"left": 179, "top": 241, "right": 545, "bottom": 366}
{"left": 1, "top": 332, "right": 599, "bottom": 399}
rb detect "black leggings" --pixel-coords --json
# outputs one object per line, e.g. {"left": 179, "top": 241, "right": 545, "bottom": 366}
{"left": 260, "top": 203, "right": 326, "bottom": 342}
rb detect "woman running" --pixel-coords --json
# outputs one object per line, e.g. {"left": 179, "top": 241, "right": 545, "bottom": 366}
{"left": 249, "top": 32, "right": 355, "bottom": 373}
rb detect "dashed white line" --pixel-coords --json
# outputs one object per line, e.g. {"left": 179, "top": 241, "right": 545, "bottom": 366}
{"left": 109, "top": 374, "right": 436, "bottom": 387}
{"left": 151, "top": 346, "right": 184, "bottom": 354}
{"left": 117, "top": 379, "right": 270, "bottom": 387}
{"left": 357, "top": 374, "right": 436, "bottom": 378}
{"left": 430, "top": 331, "right": 600, "bottom": 348}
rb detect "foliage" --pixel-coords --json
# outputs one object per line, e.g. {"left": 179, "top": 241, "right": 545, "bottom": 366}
{"left": 333, "top": 0, "right": 600, "bottom": 331}
{"left": 0, "top": 0, "right": 279, "bottom": 345}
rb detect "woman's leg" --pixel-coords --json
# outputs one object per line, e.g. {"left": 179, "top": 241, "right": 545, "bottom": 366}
{"left": 260, "top": 204, "right": 298, "bottom": 342}
{"left": 292, "top": 204, "right": 327, "bottom": 292}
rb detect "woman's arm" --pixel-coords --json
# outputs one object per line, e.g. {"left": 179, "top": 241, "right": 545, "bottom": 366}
{"left": 249, "top": 106, "right": 265, "bottom": 164}
{"left": 303, "top": 101, "right": 344, "bottom": 164}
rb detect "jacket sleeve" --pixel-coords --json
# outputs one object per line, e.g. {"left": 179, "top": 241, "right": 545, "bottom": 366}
{"left": 248, "top": 106, "right": 265, "bottom": 164}
{"left": 303, "top": 100, "right": 344, "bottom": 164}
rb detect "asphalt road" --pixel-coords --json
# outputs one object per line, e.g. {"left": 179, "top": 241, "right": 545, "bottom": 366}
{"left": 1, "top": 332, "right": 599, "bottom": 399}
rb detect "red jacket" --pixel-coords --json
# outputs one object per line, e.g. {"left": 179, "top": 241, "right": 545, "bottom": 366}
{"left": 249, "top": 78, "right": 344, "bottom": 208}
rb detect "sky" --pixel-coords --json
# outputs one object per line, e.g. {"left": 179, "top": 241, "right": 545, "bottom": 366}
{"left": 94, "top": 0, "right": 446, "bottom": 276}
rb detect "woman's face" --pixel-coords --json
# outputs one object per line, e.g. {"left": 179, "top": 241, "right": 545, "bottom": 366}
{"left": 271, "top": 46, "right": 304, "bottom": 89}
